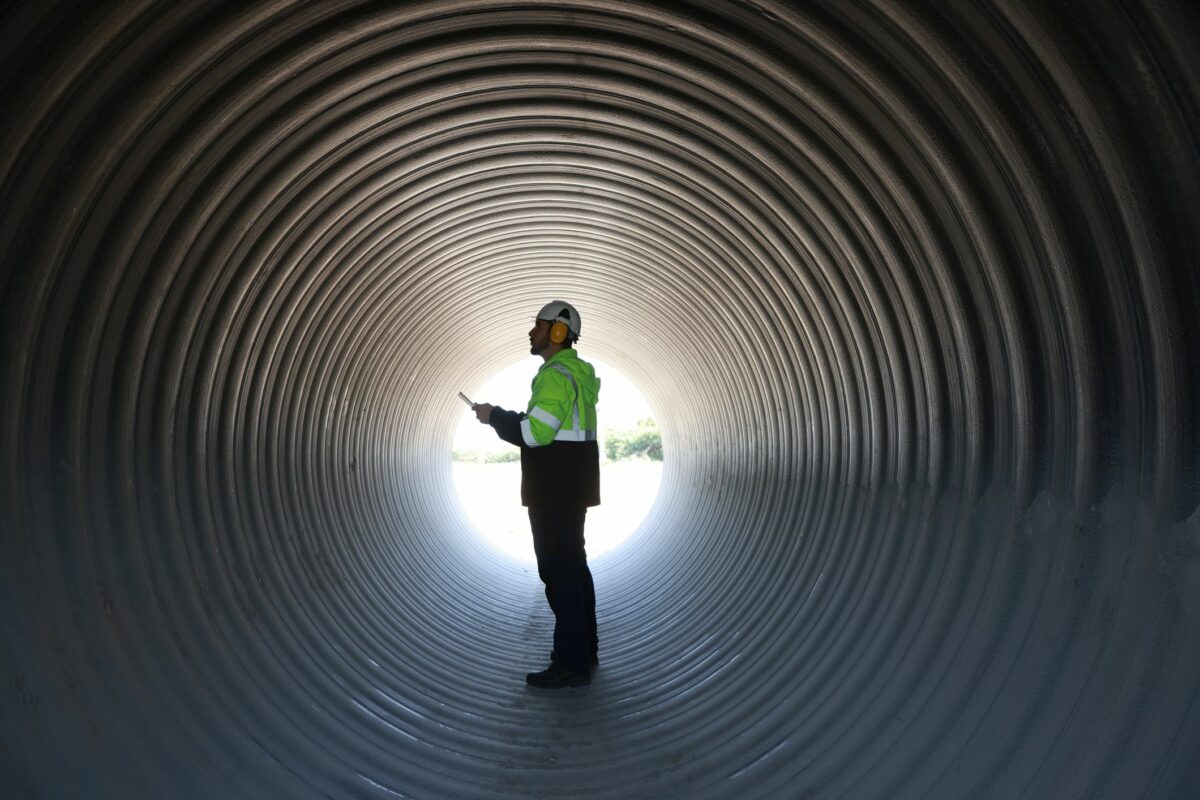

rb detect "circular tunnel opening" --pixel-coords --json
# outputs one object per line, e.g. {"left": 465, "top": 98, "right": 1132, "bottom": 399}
{"left": 451, "top": 356, "right": 663, "bottom": 562}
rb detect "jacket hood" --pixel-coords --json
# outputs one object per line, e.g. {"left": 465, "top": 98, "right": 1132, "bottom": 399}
{"left": 545, "top": 350, "right": 601, "bottom": 404}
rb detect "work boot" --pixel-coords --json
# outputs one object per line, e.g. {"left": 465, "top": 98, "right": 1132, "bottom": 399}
{"left": 526, "top": 662, "right": 590, "bottom": 688}
{"left": 551, "top": 649, "right": 599, "bottom": 666}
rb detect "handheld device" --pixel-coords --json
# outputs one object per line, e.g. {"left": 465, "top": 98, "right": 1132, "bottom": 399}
{"left": 458, "top": 391, "right": 475, "bottom": 408}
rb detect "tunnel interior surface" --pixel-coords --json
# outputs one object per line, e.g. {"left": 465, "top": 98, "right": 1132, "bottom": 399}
{"left": 3, "top": 2, "right": 1200, "bottom": 798}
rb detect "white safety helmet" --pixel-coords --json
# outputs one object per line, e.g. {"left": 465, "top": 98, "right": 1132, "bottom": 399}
{"left": 536, "top": 300, "right": 582, "bottom": 341}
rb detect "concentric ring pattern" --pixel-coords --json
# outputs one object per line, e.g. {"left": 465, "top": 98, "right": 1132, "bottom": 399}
{"left": 3, "top": 1, "right": 1199, "bottom": 797}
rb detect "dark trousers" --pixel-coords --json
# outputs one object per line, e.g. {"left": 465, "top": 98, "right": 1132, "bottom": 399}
{"left": 527, "top": 506, "right": 598, "bottom": 673}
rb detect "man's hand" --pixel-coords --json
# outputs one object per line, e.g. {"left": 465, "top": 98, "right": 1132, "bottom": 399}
{"left": 473, "top": 403, "right": 494, "bottom": 423}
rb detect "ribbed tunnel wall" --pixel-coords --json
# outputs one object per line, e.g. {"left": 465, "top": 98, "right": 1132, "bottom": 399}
{"left": 3, "top": 2, "right": 1199, "bottom": 797}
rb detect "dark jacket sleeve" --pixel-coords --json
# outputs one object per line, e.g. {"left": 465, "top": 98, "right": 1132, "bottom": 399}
{"left": 488, "top": 407, "right": 526, "bottom": 448}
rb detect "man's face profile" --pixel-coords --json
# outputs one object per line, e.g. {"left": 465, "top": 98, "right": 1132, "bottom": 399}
{"left": 529, "top": 319, "right": 552, "bottom": 356}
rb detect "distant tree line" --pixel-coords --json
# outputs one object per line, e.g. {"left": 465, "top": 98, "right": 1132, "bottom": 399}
{"left": 452, "top": 449, "right": 520, "bottom": 463}
{"left": 604, "top": 417, "right": 662, "bottom": 462}
{"left": 453, "top": 417, "right": 663, "bottom": 463}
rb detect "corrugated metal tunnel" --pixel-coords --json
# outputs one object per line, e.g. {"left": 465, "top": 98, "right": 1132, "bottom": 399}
{"left": 3, "top": 1, "right": 1199, "bottom": 797}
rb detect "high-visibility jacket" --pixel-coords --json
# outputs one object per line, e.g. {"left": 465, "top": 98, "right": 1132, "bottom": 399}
{"left": 520, "top": 349, "right": 601, "bottom": 447}
{"left": 488, "top": 349, "right": 601, "bottom": 509}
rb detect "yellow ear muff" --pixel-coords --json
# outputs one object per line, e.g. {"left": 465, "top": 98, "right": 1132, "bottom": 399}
{"left": 549, "top": 319, "right": 569, "bottom": 344}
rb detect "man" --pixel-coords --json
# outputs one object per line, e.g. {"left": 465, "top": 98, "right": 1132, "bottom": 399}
{"left": 472, "top": 300, "right": 601, "bottom": 688}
